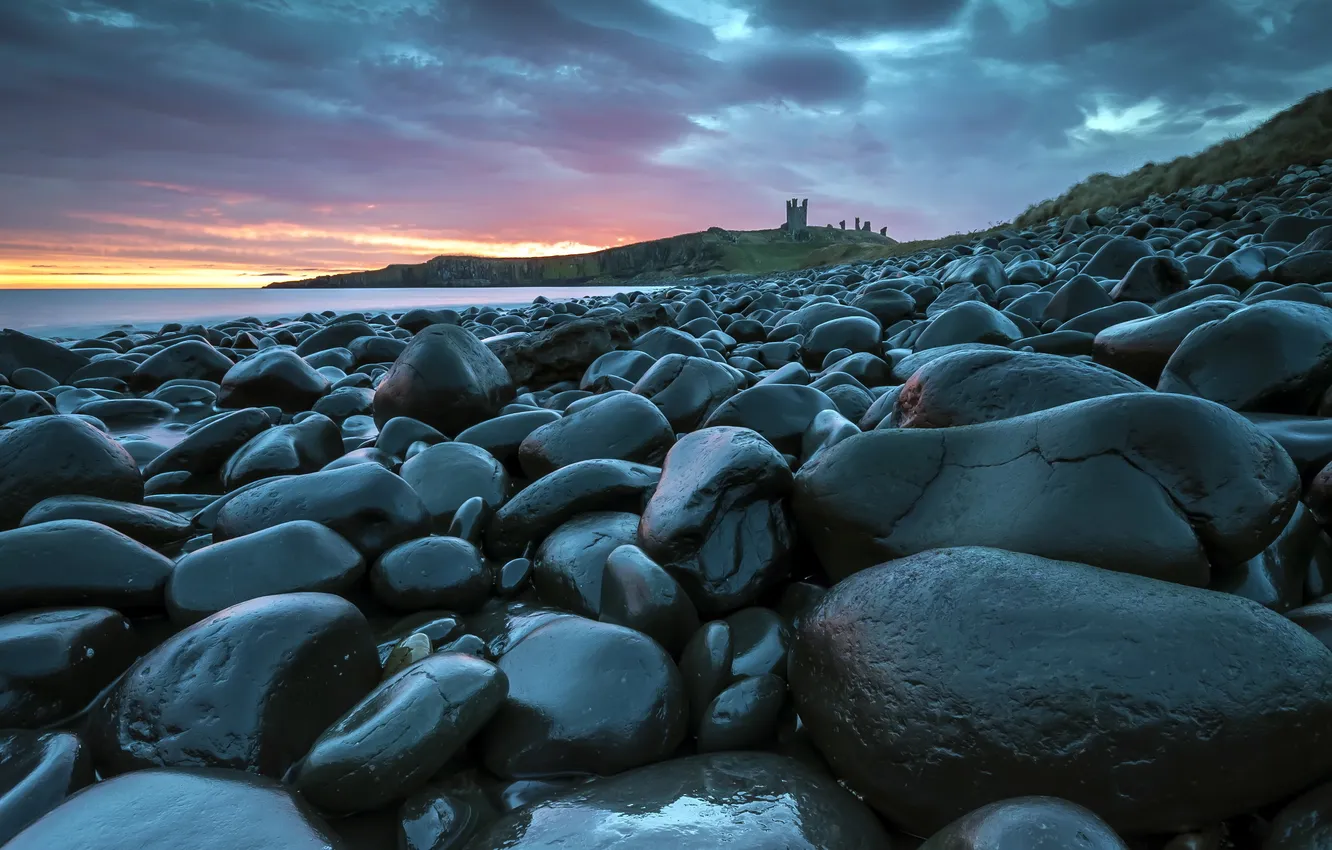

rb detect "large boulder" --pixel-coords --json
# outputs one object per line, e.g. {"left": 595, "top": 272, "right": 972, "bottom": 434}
{"left": 216, "top": 347, "right": 330, "bottom": 412}
{"left": 485, "top": 303, "right": 669, "bottom": 387}
{"left": 89, "top": 593, "right": 380, "bottom": 778}
{"left": 0, "top": 731, "right": 92, "bottom": 846}
{"left": 1091, "top": 299, "right": 1242, "bottom": 385}
{"left": 373, "top": 325, "right": 515, "bottom": 436}
{"left": 0, "top": 330, "right": 88, "bottom": 384}
{"left": 0, "top": 521, "right": 174, "bottom": 614}
{"left": 129, "top": 340, "right": 234, "bottom": 391}
{"left": 890, "top": 347, "right": 1148, "bottom": 428}
{"left": 3, "top": 768, "right": 347, "bottom": 850}
{"left": 0, "top": 416, "right": 143, "bottom": 531}
{"left": 638, "top": 427, "right": 794, "bottom": 615}
{"left": 793, "top": 392, "right": 1300, "bottom": 585}
{"left": 790, "top": 547, "right": 1332, "bottom": 836}
{"left": 518, "top": 391, "right": 674, "bottom": 478}
{"left": 464, "top": 751, "right": 889, "bottom": 850}
{"left": 1158, "top": 301, "right": 1332, "bottom": 413}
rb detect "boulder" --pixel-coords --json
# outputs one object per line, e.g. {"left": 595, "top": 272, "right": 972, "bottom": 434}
{"left": 518, "top": 391, "right": 674, "bottom": 479}
{"left": 918, "top": 797, "right": 1127, "bottom": 850}
{"left": 791, "top": 547, "right": 1332, "bottom": 835}
{"left": 216, "top": 347, "right": 330, "bottom": 412}
{"left": 0, "top": 731, "right": 92, "bottom": 846}
{"left": 373, "top": 325, "right": 515, "bottom": 436}
{"left": 0, "top": 416, "right": 143, "bottom": 530}
{"left": 793, "top": 393, "right": 1300, "bottom": 584}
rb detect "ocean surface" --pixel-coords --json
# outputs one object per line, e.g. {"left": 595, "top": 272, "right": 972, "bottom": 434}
{"left": 0, "top": 286, "right": 667, "bottom": 339}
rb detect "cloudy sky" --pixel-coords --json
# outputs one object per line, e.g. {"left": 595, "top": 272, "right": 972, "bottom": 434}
{"left": 1, "top": 0, "right": 1329, "bottom": 287}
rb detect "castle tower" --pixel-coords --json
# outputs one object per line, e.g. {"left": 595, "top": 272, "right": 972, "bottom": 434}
{"left": 785, "top": 198, "right": 808, "bottom": 234}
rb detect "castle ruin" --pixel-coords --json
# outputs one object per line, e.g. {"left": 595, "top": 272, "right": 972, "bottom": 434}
{"left": 785, "top": 198, "right": 808, "bottom": 235}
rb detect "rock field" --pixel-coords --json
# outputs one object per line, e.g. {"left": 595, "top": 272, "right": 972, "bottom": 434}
{"left": 3, "top": 159, "right": 1332, "bottom": 849}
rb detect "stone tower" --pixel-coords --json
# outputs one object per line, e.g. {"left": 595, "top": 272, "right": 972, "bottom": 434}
{"left": 786, "top": 198, "right": 808, "bottom": 234}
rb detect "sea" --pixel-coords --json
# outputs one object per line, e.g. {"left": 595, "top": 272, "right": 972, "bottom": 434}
{"left": 0, "top": 286, "right": 668, "bottom": 340}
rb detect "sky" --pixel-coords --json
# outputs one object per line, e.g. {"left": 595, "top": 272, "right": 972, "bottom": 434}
{"left": 0, "top": 0, "right": 1329, "bottom": 288}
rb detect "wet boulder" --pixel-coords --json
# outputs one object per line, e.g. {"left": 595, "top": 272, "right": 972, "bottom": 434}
{"left": 296, "top": 320, "right": 377, "bottom": 356}
{"left": 167, "top": 521, "right": 366, "bottom": 625}
{"left": 1091, "top": 299, "right": 1242, "bottom": 386}
{"left": 518, "top": 391, "right": 674, "bottom": 479}
{"left": 89, "top": 593, "right": 380, "bottom": 778}
{"left": 701, "top": 384, "right": 837, "bottom": 455}
{"left": 630, "top": 354, "right": 743, "bottom": 432}
{"left": 890, "top": 347, "right": 1148, "bottom": 428}
{"left": 20, "top": 495, "right": 192, "bottom": 551}
{"left": 465, "top": 752, "right": 889, "bottom": 850}
{"left": 3, "top": 768, "right": 347, "bottom": 850}
{"left": 129, "top": 340, "right": 234, "bottom": 392}
{"left": 915, "top": 301, "right": 1023, "bottom": 350}
{"left": 142, "top": 407, "right": 272, "bottom": 479}
{"left": 1082, "top": 236, "right": 1154, "bottom": 279}
{"left": 919, "top": 797, "right": 1128, "bottom": 850}
{"left": 599, "top": 543, "right": 699, "bottom": 657}
{"left": 794, "top": 392, "right": 1300, "bottom": 584}
{"left": 639, "top": 427, "right": 794, "bottom": 615}
{"left": 1109, "top": 255, "right": 1190, "bottom": 303}
{"left": 483, "top": 459, "right": 660, "bottom": 561}
{"left": 217, "top": 347, "right": 330, "bottom": 412}
{"left": 214, "top": 463, "right": 431, "bottom": 559}
{"left": 0, "top": 520, "right": 174, "bottom": 614}
{"left": 0, "top": 608, "right": 136, "bottom": 728}
{"left": 287, "top": 652, "right": 507, "bottom": 813}
{"left": 373, "top": 324, "right": 515, "bottom": 436}
{"left": 801, "top": 316, "right": 883, "bottom": 367}
{"left": 1158, "top": 301, "right": 1332, "bottom": 413}
{"left": 531, "top": 511, "right": 640, "bottom": 617}
{"left": 371, "top": 535, "right": 490, "bottom": 613}
{"left": 790, "top": 547, "right": 1332, "bottom": 836}
{"left": 0, "top": 731, "right": 93, "bottom": 845}
{"left": 0, "top": 415, "right": 143, "bottom": 531}
{"left": 401, "top": 442, "right": 509, "bottom": 531}
{"left": 0, "top": 330, "right": 88, "bottom": 385}
{"left": 480, "top": 616, "right": 686, "bottom": 779}
{"left": 221, "top": 412, "right": 343, "bottom": 490}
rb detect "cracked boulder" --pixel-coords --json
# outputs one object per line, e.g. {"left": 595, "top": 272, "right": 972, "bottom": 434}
{"left": 790, "top": 547, "right": 1332, "bottom": 837}
{"left": 639, "top": 427, "right": 794, "bottom": 615}
{"left": 793, "top": 392, "right": 1300, "bottom": 585}
{"left": 889, "top": 347, "right": 1148, "bottom": 428}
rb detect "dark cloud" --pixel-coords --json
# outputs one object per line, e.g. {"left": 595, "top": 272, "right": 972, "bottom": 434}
{"left": 739, "top": 0, "right": 969, "bottom": 34}
{"left": 732, "top": 43, "right": 868, "bottom": 105}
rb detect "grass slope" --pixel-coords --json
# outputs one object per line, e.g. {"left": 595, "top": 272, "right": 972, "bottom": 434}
{"left": 1015, "top": 88, "right": 1332, "bottom": 227}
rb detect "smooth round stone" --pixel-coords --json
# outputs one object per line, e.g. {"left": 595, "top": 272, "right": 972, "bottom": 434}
{"left": 142, "top": 407, "right": 271, "bottom": 479}
{"left": 890, "top": 347, "right": 1148, "bottom": 428}
{"left": 129, "top": 340, "right": 234, "bottom": 392}
{"left": 214, "top": 462, "right": 431, "bottom": 560}
{"left": 455, "top": 410, "right": 561, "bottom": 468}
{"left": 401, "top": 442, "right": 509, "bottom": 531}
{"left": 221, "top": 412, "right": 343, "bottom": 490}
{"left": 463, "top": 600, "right": 575, "bottom": 659}
{"left": 481, "top": 617, "right": 687, "bottom": 778}
{"left": 0, "top": 731, "right": 92, "bottom": 846}
{"left": 373, "top": 325, "right": 515, "bottom": 436}
{"left": 790, "top": 547, "right": 1332, "bottom": 836}
{"left": 0, "top": 415, "right": 143, "bottom": 531}
{"left": 914, "top": 302, "right": 1023, "bottom": 351}
{"left": 483, "top": 460, "right": 660, "bottom": 561}
{"left": 1091, "top": 300, "right": 1242, "bottom": 385}
{"left": 0, "top": 520, "right": 174, "bottom": 614}
{"left": 288, "top": 652, "right": 508, "bottom": 813}
{"left": 167, "top": 520, "right": 366, "bottom": 625}
{"left": 802, "top": 316, "right": 883, "bottom": 366}
{"left": 496, "top": 557, "right": 533, "bottom": 597}
{"left": 519, "top": 391, "right": 675, "bottom": 479}
{"left": 315, "top": 385, "right": 375, "bottom": 420}
{"left": 918, "top": 797, "right": 1128, "bottom": 850}
{"left": 778, "top": 301, "right": 880, "bottom": 335}
{"left": 3, "top": 768, "right": 346, "bottom": 850}
{"left": 1109, "top": 255, "right": 1189, "bottom": 303}
{"left": 464, "top": 751, "right": 890, "bottom": 849}
{"left": 377, "top": 416, "right": 448, "bottom": 458}
{"left": 217, "top": 347, "right": 331, "bottom": 412}
{"left": 371, "top": 536, "right": 490, "bottom": 613}
{"left": 599, "top": 543, "right": 700, "bottom": 656}
{"left": 0, "top": 607, "right": 135, "bottom": 728}
{"left": 73, "top": 398, "right": 176, "bottom": 425}
{"left": 701, "top": 384, "right": 837, "bottom": 455}
{"left": 7, "top": 368, "right": 58, "bottom": 392}
{"left": 324, "top": 445, "right": 397, "bottom": 472}
{"left": 89, "top": 593, "right": 380, "bottom": 778}
{"left": 532, "top": 511, "right": 639, "bottom": 617}
{"left": 639, "top": 427, "right": 793, "bottom": 615}
{"left": 630, "top": 355, "right": 742, "bottom": 432}
{"left": 296, "top": 321, "right": 377, "bottom": 356}
{"left": 20, "top": 495, "right": 192, "bottom": 550}
{"left": 726, "top": 606, "right": 789, "bottom": 679}
{"left": 696, "top": 673, "right": 786, "bottom": 753}
{"left": 399, "top": 787, "right": 494, "bottom": 850}
{"left": 1267, "top": 778, "right": 1332, "bottom": 850}
{"left": 0, "top": 389, "right": 54, "bottom": 425}
{"left": 1158, "top": 301, "right": 1332, "bottom": 413}
{"left": 794, "top": 392, "right": 1300, "bottom": 584}
{"left": 678, "top": 620, "right": 733, "bottom": 728}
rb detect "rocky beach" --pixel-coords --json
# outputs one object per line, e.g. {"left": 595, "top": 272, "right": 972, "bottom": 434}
{"left": 2, "top": 156, "right": 1332, "bottom": 850}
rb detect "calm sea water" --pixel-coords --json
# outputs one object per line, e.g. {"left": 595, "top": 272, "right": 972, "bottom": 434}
{"left": 0, "top": 286, "right": 668, "bottom": 339}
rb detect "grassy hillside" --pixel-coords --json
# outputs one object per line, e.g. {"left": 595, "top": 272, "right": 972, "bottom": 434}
{"left": 269, "top": 226, "right": 899, "bottom": 289}
{"left": 1015, "top": 88, "right": 1332, "bottom": 227}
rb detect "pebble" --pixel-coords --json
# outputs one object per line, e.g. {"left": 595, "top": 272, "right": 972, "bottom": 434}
{"left": 0, "top": 160, "right": 1330, "bottom": 845}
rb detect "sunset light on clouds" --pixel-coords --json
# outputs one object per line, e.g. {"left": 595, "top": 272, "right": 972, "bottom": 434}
{"left": 2, "top": 0, "right": 1330, "bottom": 288}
